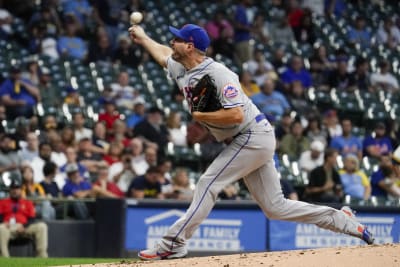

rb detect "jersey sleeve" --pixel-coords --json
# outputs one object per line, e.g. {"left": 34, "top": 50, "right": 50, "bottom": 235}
{"left": 166, "top": 56, "right": 184, "bottom": 81}
{"left": 211, "top": 70, "right": 244, "bottom": 109}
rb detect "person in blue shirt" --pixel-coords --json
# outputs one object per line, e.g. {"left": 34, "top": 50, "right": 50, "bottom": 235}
{"left": 250, "top": 78, "right": 290, "bottom": 120}
{"left": 280, "top": 55, "right": 312, "bottom": 92}
{"left": 363, "top": 122, "right": 393, "bottom": 159}
{"left": 0, "top": 66, "right": 40, "bottom": 120}
{"left": 330, "top": 118, "right": 362, "bottom": 159}
{"left": 62, "top": 0, "right": 92, "bottom": 26}
{"left": 62, "top": 163, "right": 92, "bottom": 198}
{"left": 57, "top": 21, "right": 87, "bottom": 60}
{"left": 126, "top": 100, "right": 146, "bottom": 129}
{"left": 347, "top": 16, "right": 371, "bottom": 49}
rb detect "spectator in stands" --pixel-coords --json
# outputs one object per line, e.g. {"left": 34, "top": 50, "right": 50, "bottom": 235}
{"left": 305, "top": 148, "right": 342, "bottom": 203}
{"left": 129, "top": 139, "right": 156, "bottom": 176}
{"left": 134, "top": 107, "right": 170, "bottom": 159}
{"left": 60, "top": 126, "right": 76, "bottom": 149}
{"left": 62, "top": 163, "right": 116, "bottom": 199}
{"left": 304, "top": 116, "right": 328, "bottom": 146}
{"left": 126, "top": 99, "right": 146, "bottom": 129}
{"left": 363, "top": 122, "right": 394, "bottom": 159}
{"left": 269, "top": 16, "right": 296, "bottom": 47}
{"left": 339, "top": 154, "right": 371, "bottom": 201}
{"left": 0, "top": 134, "right": 22, "bottom": 179}
{"left": 92, "top": 121, "right": 110, "bottom": 154}
{"left": 168, "top": 168, "right": 193, "bottom": 201}
{"left": 299, "top": 140, "right": 325, "bottom": 173}
{"left": 40, "top": 161, "right": 61, "bottom": 198}
{"left": 64, "top": 86, "right": 83, "bottom": 107}
{"left": 21, "top": 165, "right": 45, "bottom": 198}
{"left": 370, "top": 59, "right": 399, "bottom": 93}
{"left": 103, "top": 141, "right": 123, "bottom": 166}
{"left": 0, "top": 65, "right": 40, "bottom": 120}
{"left": 98, "top": 99, "right": 121, "bottom": 130}
{"left": 127, "top": 166, "right": 163, "bottom": 199}
{"left": 28, "top": 5, "right": 62, "bottom": 38}
{"left": 204, "top": 9, "right": 234, "bottom": 58}
{"left": 281, "top": 56, "right": 312, "bottom": 92}
{"left": 330, "top": 118, "right": 363, "bottom": 159}
{"left": 270, "top": 47, "right": 287, "bottom": 75}
{"left": 47, "top": 132, "right": 67, "bottom": 168}
{"left": 108, "top": 148, "right": 136, "bottom": 193}
{"left": 232, "top": 0, "right": 254, "bottom": 66}
{"left": 309, "top": 44, "right": 336, "bottom": 89}
{"left": 19, "top": 132, "right": 39, "bottom": 163}
{"left": 286, "top": 0, "right": 304, "bottom": 33}
{"left": 349, "top": 57, "right": 372, "bottom": 92}
{"left": 28, "top": 20, "right": 59, "bottom": 59}
{"left": 347, "top": 16, "right": 371, "bottom": 49}
{"left": 0, "top": 179, "right": 48, "bottom": 257}
{"left": 21, "top": 58, "right": 40, "bottom": 87}
{"left": 279, "top": 120, "right": 310, "bottom": 159}
{"left": 57, "top": 18, "right": 87, "bottom": 60}
{"left": 21, "top": 165, "right": 56, "bottom": 220}
{"left": 60, "top": 146, "right": 90, "bottom": 181}
{"left": 251, "top": 13, "right": 270, "bottom": 45}
{"left": 37, "top": 67, "right": 59, "bottom": 107}
{"left": 77, "top": 137, "right": 106, "bottom": 175}
{"left": 327, "top": 57, "right": 355, "bottom": 91}
{"left": 157, "top": 159, "right": 173, "bottom": 195}
{"left": 375, "top": 17, "right": 400, "bottom": 49}
{"left": 274, "top": 111, "right": 294, "bottom": 141}
{"left": 72, "top": 112, "right": 93, "bottom": 142}
{"left": 239, "top": 70, "right": 261, "bottom": 97}
{"left": 322, "top": 109, "right": 342, "bottom": 140}
{"left": 244, "top": 49, "right": 277, "bottom": 87}
{"left": 92, "top": 0, "right": 122, "bottom": 50}
{"left": 38, "top": 114, "right": 58, "bottom": 143}
{"left": 293, "top": 9, "right": 316, "bottom": 45}
{"left": 113, "top": 34, "right": 144, "bottom": 68}
{"left": 251, "top": 78, "right": 290, "bottom": 120}
{"left": 166, "top": 111, "right": 187, "bottom": 147}
{"left": 87, "top": 28, "right": 114, "bottom": 64}
{"left": 30, "top": 142, "right": 52, "bottom": 184}
{"left": 108, "top": 119, "right": 131, "bottom": 147}
{"left": 288, "top": 80, "right": 315, "bottom": 115}
{"left": 93, "top": 165, "right": 124, "bottom": 198}
{"left": 370, "top": 153, "right": 400, "bottom": 200}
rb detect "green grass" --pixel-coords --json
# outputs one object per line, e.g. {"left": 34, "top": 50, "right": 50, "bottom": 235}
{"left": 0, "top": 257, "right": 136, "bottom": 267}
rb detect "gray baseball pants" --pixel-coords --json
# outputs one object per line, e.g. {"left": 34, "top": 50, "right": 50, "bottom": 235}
{"left": 160, "top": 120, "right": 361, "bottom": 251}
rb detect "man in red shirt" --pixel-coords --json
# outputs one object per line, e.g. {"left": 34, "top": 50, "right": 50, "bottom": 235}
{"left": 0, "top": 179, "right": 48, "bottom": 257}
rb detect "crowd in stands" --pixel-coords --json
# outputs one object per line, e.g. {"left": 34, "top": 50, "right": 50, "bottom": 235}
{"left": 0, "top": 0, "right": 399, "bottom": 229}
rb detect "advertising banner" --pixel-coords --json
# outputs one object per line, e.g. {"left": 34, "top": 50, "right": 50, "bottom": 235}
{"left": 125, "top": 207, "right": 267, "bottom": 251}
{"left": 269, "top": 213, "right": 400, "bottom": 251}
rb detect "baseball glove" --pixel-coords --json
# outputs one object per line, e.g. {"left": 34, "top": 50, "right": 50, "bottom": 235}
{"left": 191, "top": 74, "right": 222, "bottom": 112}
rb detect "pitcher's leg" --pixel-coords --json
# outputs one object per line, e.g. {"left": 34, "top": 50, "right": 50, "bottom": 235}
{"left": 159, "top": 132, "right": 269, "bottom": 251}
{"left": 244, "top": 160, "right": 365, "bottom": 237}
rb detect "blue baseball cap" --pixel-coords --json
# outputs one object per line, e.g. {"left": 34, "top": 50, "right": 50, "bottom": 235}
{"left": 169, "top": 24, "right": 210, "bottom": 52}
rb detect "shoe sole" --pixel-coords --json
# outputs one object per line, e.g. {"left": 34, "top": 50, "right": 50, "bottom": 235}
{"left": 138, "top": 251, "right": 187, "bottom": 261}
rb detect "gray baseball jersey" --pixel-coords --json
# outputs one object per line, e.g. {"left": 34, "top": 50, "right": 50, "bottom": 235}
{"left": 166, "top": 56, "right": 272, "bottom": 141}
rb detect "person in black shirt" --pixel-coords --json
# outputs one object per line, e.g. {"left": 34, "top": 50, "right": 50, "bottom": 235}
{"left": 304, "top": 148, "right": 343, "bottom": 203}
{"left": 40, "top": 161, "right": 60, "bottom": 198}
{"left": 127, "top": 166, "right": 162, "bottom": 199}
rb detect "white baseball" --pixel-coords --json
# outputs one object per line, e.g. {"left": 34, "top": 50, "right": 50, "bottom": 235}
{"left": 130, "top": 12, "right": 143, "bottom": 25}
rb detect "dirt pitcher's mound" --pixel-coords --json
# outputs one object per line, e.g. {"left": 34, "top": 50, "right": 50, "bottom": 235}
{"left": 65, "top": 243, "right": 400, "bottom": 267}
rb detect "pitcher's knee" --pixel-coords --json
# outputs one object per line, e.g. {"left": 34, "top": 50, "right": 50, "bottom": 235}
{"left": 264, "top": 199, "right": 288, "bottom": 220}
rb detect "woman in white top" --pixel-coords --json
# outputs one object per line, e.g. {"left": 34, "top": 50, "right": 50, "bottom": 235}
{"left": 166, "top": 111, "right": 187, "bottom": 147}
